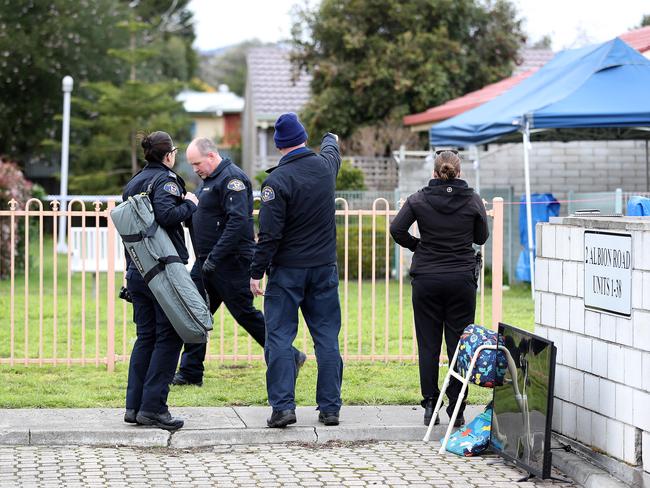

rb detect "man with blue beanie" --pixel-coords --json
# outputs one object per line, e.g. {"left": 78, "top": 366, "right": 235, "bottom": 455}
{"left": 250, "top": 112, "right": 343, "bottom": 428}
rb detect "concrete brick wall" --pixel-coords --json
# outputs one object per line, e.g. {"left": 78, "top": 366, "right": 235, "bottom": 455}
{"left": 398, "top": 140, "right": 649, "bottom": 202}
{"left": 535, "top": 217, "right": 650, "bottom": 472}
{"left": 468, "top": 140, "right": 650, "bottom": 204}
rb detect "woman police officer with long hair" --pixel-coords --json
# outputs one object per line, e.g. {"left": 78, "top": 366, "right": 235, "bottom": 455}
{"left": 122, "top": 131, "right": 198, "bottom": 430}
{"left": 390, "top": 150, "right": 489, "bottom": 427}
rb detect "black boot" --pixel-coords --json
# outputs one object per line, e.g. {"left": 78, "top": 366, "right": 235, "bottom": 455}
{"left": 296, "top": 351, "right": 307, "bottom": 377}
{"left": 136, "top": 411, "right": 184, "bottom": 431}
{"left": 447, "top": 404, "right": 465, "bottom": 427}
{"left": 170, "top": 372, "right": 203, "bottom": 387}
{"left": 267, "top": 409, "right": 297, "bottom": 428}
{"left": 422, "top": 398, "right": 440, "bottom": 426}
{"left": 318, "top": 411, "right": 340, "bottom": 426}
{"left": 124, "top": 409, "right": 137, "bottom": 424}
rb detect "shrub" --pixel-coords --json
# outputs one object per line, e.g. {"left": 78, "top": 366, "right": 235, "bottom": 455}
{"left": 254, "top": 170, "right": 267, "bottom": 189}
{"left": 336, "top": 216, "right": 395, "bottom": 279}
{"left": 336, "top": 160, "right": 366, "bottom": 191}
{"left": 0, "top": 158, "right": 35, "bottom": 279}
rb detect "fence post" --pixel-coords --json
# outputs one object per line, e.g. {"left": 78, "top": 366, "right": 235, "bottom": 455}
{"left": 9, "top": 199, "right": 17, "bottom": 366}
{"left": 491, "top": 197, "right": 504, "bottom": 330}
{"left": 106, "top": 200, "right": 116, "bottom": 372}
{"left": 615, "top": 188, "right": 623, "bottom": 214}
{"left": 392, "top": 188, "right": 400, "bottom": 278}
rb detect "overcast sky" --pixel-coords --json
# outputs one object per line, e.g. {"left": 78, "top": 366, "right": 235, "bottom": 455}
{"left": 188, "top": 0, "right": 648, "bottom": 53}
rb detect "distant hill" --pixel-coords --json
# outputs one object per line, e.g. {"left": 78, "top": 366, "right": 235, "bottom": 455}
{"left": 197, "top": 39, "right": 270, "bottom": 97}
{"left": 197, "top": 44, "right": 235, "bottom": 58}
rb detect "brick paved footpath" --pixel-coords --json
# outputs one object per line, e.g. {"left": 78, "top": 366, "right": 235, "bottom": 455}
{"left": 0, "top": 441, "right": 575, "bottom": 488}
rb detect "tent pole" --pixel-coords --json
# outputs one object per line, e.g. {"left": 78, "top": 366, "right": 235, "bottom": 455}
{"left": 473, "top": 145, "right": 481, "bottom": 194}
{"left": 522, "top": 120, "right": 535, "bottom": 299}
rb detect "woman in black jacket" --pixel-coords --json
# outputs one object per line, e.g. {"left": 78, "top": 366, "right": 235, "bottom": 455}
{"left": 390, "top": 150, "right": 489, "bottom": 427}
{"left": 122, "top": 131, "right": 198, "bottom": 431}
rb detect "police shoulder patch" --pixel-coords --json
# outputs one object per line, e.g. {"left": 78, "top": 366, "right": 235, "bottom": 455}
{"left": 163, "top": 181, "right": 181, "bottom": 196}
{"left": 227, "top": 179, "right": 245, "bottom": 192}
{"left": 261, "top": 186, "right": 275, "bottom": 202}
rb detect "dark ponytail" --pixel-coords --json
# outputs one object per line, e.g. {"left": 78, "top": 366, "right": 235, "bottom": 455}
{"left": 140, "top": 131, "right": 173, "bottom": 164}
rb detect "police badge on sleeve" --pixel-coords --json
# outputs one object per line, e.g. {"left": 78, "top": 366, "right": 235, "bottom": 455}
{"left": 261, "top": 186, "right": 275, "bottom": 202}
{"left": 163, "top": 182, "right": 181, "bottom": 196}
{"left": 227, "top": 179, "right": 245, "bottom": 191}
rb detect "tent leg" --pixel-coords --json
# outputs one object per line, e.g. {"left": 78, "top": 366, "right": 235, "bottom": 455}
{"left": 522, "top": 122, "right": 535, "bottom": 299}
{"left": 472, "top": 145, "right": 481, "bottom": 195}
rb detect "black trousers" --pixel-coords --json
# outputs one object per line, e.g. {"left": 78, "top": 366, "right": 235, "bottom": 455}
{"left": 178, "top": 256, "right": 301, "bottom": 381}
{"left": 411, "top": 271, "right": 476, "bottom": 415}
{"left": 125, "top": 269, "right": 183, "bottom": 413}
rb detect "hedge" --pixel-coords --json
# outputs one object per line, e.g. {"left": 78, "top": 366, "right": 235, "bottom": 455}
{"left": 336, "top": 216, "right": 396, "bottom": 280}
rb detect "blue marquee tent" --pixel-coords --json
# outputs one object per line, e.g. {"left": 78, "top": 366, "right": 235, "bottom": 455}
{"left": 429, "top": 38, "right": 650, "bottom": 146}
{"left": 428, "top": 38, "right": 650, "bottom": 294}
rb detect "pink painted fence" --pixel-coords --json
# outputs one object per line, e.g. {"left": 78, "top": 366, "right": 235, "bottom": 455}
{"left": 0, "top": 197, "right": 503, "bottom": 370}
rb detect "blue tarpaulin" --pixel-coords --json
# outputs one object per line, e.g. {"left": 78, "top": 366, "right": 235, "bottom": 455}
{"left": 627, "top": 196, "right": 650, "bottom": 216}
{"left": 430, "top": 38, "right": 650, "bottom": 146}
{"left": 515, "top": 194, "right": 560, "bottom": 282}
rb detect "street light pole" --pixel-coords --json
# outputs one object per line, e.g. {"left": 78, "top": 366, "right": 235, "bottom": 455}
{"left": 56, "top": 75, "right": 73, "bottom": 253}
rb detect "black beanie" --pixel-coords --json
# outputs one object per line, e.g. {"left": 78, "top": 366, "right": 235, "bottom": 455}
{"left": 273, "top": 113, "right": 308, "bottom": 149}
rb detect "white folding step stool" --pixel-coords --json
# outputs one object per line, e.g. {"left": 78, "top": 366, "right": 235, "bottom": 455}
{"left": 423, "top": 338, "right": 520, "bottom": 455}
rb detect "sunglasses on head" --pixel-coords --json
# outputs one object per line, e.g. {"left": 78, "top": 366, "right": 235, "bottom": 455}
{"left": 434, "top": 148, "right": 459, "bottom": 155}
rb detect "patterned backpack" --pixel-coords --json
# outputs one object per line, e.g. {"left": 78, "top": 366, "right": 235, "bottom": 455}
{"left": 455, "top": 324, "right": 507, "bottom": 388}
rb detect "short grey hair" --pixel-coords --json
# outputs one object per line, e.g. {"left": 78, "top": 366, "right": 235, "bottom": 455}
{"left": 193, "top": 138, "right": 219, "bottom": 156}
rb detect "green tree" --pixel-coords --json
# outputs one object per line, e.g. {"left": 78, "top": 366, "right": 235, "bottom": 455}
{"left": 67, "top": 13, "right": 189, "bottom": 193}
{"left": 122, "top": 0, "right": 198, "bottom": 82}
{"left": 70, "top": 81, "right": 189, "bottom": 194}
{"left": 0, "top": 0, "right": 127, "bottom": 159}
{"left": 640, "top": 14, "right": 650, "bottom": 27}
{"left": 291, "top": 0, "right": 525, "bottom": 139}
{"left": 0, "top": 0, "right": 196, "bottom": 163}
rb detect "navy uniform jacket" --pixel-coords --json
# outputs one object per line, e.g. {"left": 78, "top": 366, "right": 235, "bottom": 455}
{"left": 122, "top": 161, "right": 196, "bottom": 266}
{"left": 191, "top": 158, "right": 255, "bottom": 263}
{"left": 250, "top": 133, "right": 341, "bottom": 279}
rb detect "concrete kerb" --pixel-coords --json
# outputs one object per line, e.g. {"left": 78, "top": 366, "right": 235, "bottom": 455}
{"left": 0, "top": 405, "right": 483, "bottom": 448}
{"left": 552, "top": 447, "right": 631, "bottom": 488}
{"left": 551, "top": 433, "right": 649, "bottom": 488}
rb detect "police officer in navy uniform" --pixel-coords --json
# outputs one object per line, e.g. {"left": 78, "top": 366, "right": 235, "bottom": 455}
{"left": 171, "top": 138, "right": 306, "bottom": 386}
{"left": 250, "top": 113, "right": 343, "bottom": 428}
{"left": 390, "top": 149, "right": 489, "bottom": 428}
{"left": 122, "top": 131, "right": 198, "bottom": 430}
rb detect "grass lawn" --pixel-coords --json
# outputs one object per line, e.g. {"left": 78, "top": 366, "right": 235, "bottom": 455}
{"left": 0, "top": 285, "right": 531, "bottom": 409}
{"left": 1, "top": 361, "right": 499, "bottom": 408}
{"left": 0, "top": 238, "right": 534, "bottom": 408}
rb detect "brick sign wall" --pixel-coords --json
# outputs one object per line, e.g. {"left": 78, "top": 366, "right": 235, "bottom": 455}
{"left": 534, "top": 217, "right": 650, "bottom": 476}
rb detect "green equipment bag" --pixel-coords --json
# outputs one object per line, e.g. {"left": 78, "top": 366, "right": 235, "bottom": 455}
{"left": 110, "top": 190, "right": 213, "bottom": 344}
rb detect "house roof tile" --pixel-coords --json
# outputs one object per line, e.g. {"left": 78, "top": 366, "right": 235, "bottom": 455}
{"left": 247, "top": 46, "right": 312, "bottom": 120}
{"left": 512, "top": 48, "right": 555, "bottom": 75}
{"left": 620, "top": 25, "right": 650, "bottom": 53}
